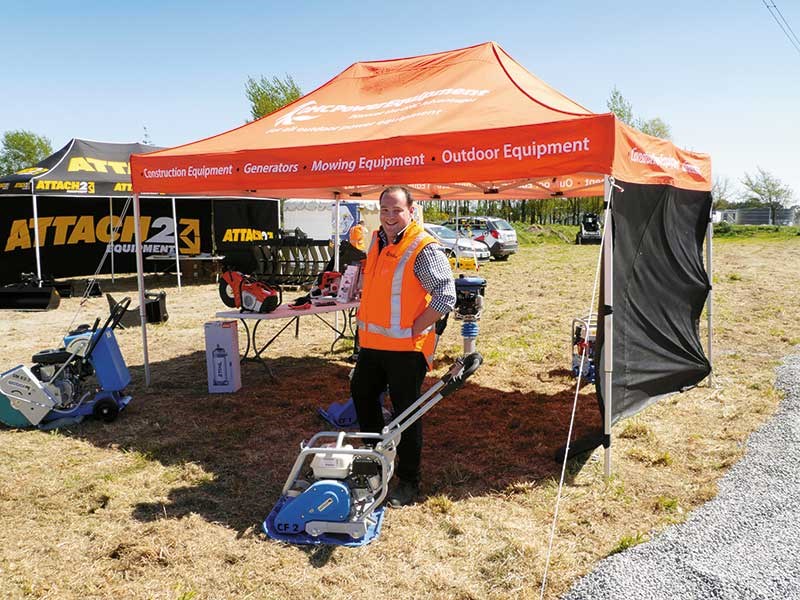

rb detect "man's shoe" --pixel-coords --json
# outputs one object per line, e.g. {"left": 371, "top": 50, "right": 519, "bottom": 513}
{"left": 387, "top": 479, "right": 419, "bottom": 508}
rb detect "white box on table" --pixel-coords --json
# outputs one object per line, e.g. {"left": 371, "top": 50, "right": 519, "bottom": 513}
{"left": 204, "top": 320, "right": 241, "bottom": 393}
{"left": 336, "top": 263, "right": 361, "bottom": 303}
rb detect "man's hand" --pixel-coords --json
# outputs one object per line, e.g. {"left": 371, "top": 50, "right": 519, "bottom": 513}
{"left": 412, "top": 307, "right": 446, "bottom": 337}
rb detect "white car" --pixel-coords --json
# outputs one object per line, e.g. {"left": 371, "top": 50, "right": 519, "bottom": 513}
{"left": 442, "top": 216, "right": 518, "bottom": 261}
{"left": 424, "top": 224, "right": 491, "bottom": 262}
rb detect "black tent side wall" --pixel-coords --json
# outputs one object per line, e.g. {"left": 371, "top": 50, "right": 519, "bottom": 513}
{"left": 213, "top": 198, "right": 282, "bottom": 273}
{"left": 596, "top": 181, "right": 712, "bottom": 424}
{"left": 1, "top": 197, "right": 39, "bottom": 281}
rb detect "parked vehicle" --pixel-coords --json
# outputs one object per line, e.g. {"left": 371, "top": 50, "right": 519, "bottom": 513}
{"left": 424, "top": 224, "right": 491, "bottom": 262}
{"left": 442, "top": 216, "right": 518, "bottom": 260}
{"left": 576, "top": 212, "right": 602, "bottom": 245}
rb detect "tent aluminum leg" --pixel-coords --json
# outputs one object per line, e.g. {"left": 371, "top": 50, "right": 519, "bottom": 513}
{"left": 171, "top": 197, "right": 182, "bottom": 289}
{"left": 706, "top": 216, "right": 714, "bottom": 387}
{"left": 133, "top": 193, "right": 151, "bottom": 386}
{"left": 109, "top": 197, "right": 116, "bottom": 283}
{"left": 333, "top": 196, "right": 341, "bottom": 335}
{"left": 32, "top": 194, "right": 43, "bottom": 282}
{"left": 455, "top": 198, "right": 461, "bottom": 261}
{"left": 602, "top": 177, "right": 614, "bottom": 478}
{"left": 333, "top": 196, "right": 341, "bottom": 271}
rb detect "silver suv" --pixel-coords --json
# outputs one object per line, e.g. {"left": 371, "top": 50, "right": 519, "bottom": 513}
{"left": 424, "top": 224, "right": 491, "bottom": 262}
{"left": 443, "top": 216, "right": 518, "bottom": 261}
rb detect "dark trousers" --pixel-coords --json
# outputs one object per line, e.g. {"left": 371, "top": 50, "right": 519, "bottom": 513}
{"left": 351, "top": 348, "right": 427, "bottom": 484}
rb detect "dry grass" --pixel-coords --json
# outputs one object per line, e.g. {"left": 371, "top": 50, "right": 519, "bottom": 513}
{"left": 1, "top": 237, "right": 798, "bottom": 599}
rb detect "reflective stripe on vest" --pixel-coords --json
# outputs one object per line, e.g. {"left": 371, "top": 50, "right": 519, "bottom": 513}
{"left": 357, "top": 231, "right": 427, "bottom": 339}
{"left": 357, "top": 221, "right": 438, "bottom": 368}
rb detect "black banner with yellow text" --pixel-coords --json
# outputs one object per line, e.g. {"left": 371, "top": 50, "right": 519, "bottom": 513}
{"left": 0, "top": 197, "right": 278, "bottom": 283}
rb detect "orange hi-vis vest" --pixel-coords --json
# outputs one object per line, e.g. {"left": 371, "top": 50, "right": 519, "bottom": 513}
{"left": 349, "top": 224, "right": 367, "bottom": 251}
{"left": 357, "top": 220, "right": 438, "bottom": 369}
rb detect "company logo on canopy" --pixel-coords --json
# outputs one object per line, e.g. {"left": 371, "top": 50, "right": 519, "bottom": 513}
{"left": 272, "top": 88, "right": 491, "bottom": 129}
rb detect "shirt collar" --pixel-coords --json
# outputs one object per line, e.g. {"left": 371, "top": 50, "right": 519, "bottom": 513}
{"left": 378, "top": 223, "right": 411, "bottom": 248}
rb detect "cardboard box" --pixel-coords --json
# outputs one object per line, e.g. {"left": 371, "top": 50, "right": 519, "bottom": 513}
{"left": 336, "top": 264, "right": 361, "bottom": 303}
{"left": 204, "top": 321, "right": 241, "bottom": 393}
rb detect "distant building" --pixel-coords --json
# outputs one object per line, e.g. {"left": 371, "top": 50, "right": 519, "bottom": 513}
{"left": 736, "top": 207, "right": 773, "bottom": 225}
{"left": 714, "top": 210, "right": 737, "bottom": 224}
{"left": 775, "top": 207, "right": 799, "bottom": 226}
{"left": 712, "top": 207, "right": 797, "bottom": 226}
{"left": 737, "top": 207, "right": 800, "bottom": 226}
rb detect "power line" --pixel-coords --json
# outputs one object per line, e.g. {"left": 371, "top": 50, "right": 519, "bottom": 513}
{"left": 763, "top": 0, "right": 800, "bottom": 56}
{"left": 773, "top": 3, "right": 800, "bottom": 47}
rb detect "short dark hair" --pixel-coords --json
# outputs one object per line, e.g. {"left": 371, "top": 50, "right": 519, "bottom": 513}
{"left": 379, "top": 186, "right": 412, "bottom": 207}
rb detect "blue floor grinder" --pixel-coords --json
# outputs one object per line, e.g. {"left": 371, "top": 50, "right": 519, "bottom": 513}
{"left": 0, "top": 297, "right": 133, "bottom": 428}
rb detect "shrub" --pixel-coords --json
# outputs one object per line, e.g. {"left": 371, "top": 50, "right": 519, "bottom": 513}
{"left": 714, "top": 220, "right": 733, "bottom": 235}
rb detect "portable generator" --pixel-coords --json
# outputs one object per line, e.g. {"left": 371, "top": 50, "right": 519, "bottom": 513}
{"left": 448, "top": 255, "right": 479, "bottom": 271}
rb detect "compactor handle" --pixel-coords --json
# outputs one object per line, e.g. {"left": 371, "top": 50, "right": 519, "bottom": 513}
{"left": 381, "top": 352, "right": 482, "bottom": 443}
{"left": 462, "top": 352, "right": 482, "bottom": 377}
{"left": 440, "top": 352, "right": 483, "bottom": 397}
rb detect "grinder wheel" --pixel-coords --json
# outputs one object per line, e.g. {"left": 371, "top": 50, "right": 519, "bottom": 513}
{"left": 219, "top": 280, "right": 237, "bottom": 308}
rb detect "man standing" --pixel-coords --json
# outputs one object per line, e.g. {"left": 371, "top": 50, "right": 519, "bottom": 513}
{"left": 352, "top": 186, "right": 456, "bottom": 507}
{"left": 348, "top": 219, "right": 369, "bottom": 252}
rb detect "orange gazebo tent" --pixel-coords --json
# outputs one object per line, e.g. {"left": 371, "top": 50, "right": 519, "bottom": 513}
{"left": 130, "top": 43, "right": 713, "bottom": 473}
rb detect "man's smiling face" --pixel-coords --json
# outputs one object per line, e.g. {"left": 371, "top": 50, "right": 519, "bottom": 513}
{"left": 379, "top": 189, "right": 413, "bottom": 241}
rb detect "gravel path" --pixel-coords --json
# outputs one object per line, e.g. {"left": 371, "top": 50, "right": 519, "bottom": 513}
{"left": 563, "top": 352, "right": 800, "bottom": 600}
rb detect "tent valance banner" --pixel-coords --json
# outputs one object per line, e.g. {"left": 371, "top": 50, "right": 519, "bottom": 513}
{"left": 130, "top": 42, "right": 711, "bottom": 200}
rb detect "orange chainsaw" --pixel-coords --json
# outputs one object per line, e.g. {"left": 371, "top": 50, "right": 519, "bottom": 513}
{"left": 219, "top": 270, "right": 281, "bottom": 313}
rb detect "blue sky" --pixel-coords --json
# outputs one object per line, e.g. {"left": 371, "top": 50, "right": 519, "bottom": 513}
{"left": 3, "top": 1, "right": 799, "bottom": 202}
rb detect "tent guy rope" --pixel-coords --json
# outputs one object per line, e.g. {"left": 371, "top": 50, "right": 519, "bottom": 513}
{"left": 540, "top": 177, "right": 620, "bottom": 599}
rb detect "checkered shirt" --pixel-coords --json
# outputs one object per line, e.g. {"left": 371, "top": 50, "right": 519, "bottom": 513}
{"left": 377, "top": 227, "right": 456, "bottom": 315}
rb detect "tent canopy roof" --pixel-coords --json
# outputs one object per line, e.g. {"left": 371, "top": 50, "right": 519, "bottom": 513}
{"left": 2, "top": 139, "right": 162, "bottom": 197}
{"left": 131, "top": 42, "right": 711, "bottom": 200}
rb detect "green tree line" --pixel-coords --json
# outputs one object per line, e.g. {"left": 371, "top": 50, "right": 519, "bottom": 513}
{"left": 421, "top": 197, "right": 605, "bottom": 225}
